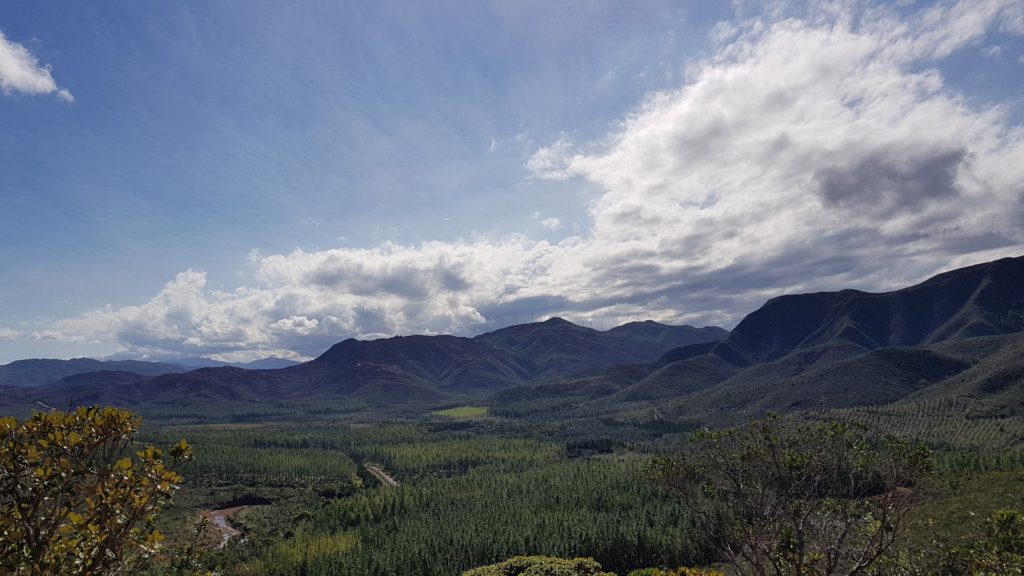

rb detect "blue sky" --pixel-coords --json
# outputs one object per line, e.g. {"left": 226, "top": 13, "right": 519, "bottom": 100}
{"left": 2, "top": 1, "right": 1023, "bottom": 363}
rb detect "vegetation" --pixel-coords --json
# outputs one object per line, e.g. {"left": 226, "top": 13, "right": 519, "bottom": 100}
{"left": 627, "top": 569, "right": 725, "bottom": 576}
{"left": 652, "top": 417, "right": 931, "bottom": 576}
{"left": 463, "top": 555, "right": 616, "bottom": 576}
{"left": 3, "top": 395, "right": 1022, "bottom": 576}
{"left": 433, "top": 405, "right": 489, "bottom": 419}
{"left": 0, "top": 407, "right": 191, "bottom": 576}
{"left": 946, "top": 508, "right": 1024, "bottom": 575}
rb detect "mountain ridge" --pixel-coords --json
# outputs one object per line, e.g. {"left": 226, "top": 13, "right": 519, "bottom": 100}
{"left": 2, "top": 255, "right": 1020, "bottom": 416}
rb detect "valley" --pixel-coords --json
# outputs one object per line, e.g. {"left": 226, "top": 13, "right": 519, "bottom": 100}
{"left": 2, "top": 256, "right": 1023, "bottom": 575}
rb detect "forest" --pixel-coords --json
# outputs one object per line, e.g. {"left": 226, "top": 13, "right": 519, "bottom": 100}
{"left": 3, "top": 393, "right": 1014, "bottom": 576}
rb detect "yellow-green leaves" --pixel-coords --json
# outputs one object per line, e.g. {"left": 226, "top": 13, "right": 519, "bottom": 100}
{"left": 0, "top": 406, "right": 191, "bottom": 576}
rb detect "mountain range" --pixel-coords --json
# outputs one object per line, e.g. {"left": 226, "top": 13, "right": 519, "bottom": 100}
{"left": 0, "top": 356, "right": 301, "bottom": 389}
{"left": 1, "top": 256, "right": 1021, "bottom": 419}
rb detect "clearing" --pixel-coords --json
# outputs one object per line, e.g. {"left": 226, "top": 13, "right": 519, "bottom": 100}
{"left": 432, "top": 405, "right": 488, "bottom": 419}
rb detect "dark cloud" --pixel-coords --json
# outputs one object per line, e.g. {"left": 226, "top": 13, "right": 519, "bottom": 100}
{"left": 937, "top": 232, "right": 1018, "bottom": 256}
{"left": 436, "top": 267, "right": 471, "bottom": 292}
{"left": 813, "top": 148, "right": 966, "bottom": 211}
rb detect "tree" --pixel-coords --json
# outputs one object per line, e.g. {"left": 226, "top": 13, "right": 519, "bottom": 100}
{"left": 652, "top": 417, "right": 930, "bottom": 576}
{"left": 0, "top": 406, "right": 191, "bottom": 576}
{"left": 463, "top": 555, "right": 616, "bottom": 576}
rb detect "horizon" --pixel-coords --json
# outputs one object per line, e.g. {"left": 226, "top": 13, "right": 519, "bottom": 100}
{"left": 0, "top": 315, "right": 715, "bottom": 364}
{"left": 6, "top": 250, "right": 1021, "bottom": 365}
{"left": 3, "top": 1, "right": 1024, "bottom": 364}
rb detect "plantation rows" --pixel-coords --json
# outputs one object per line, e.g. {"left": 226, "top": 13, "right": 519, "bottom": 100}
{"left": 142, "top": 420, "right": 710, "bottom": 576}
{"left": 247, "top": 457, "right": 708, "bottom": 576}
{"left": 349, "top": 437, "right": 563, "bottom": 476}
{"left": 822, "top": 399, "right": 1024, "bottom": 451}
{"left": 137, "top": 402, "right": 1024, "bottom": 576}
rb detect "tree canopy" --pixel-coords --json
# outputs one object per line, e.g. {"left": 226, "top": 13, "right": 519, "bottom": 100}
{"left": 652, "top": 417, "right": 931, "bottom": 576}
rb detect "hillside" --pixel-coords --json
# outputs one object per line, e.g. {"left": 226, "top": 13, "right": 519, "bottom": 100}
{"left": 716, "top": 255, "right": 1024, "bottom": 365}
{"left": 493, "top": 256, "right": 1024, "bottom": 418}
{"left": 475, "top": 317, "right": 725, "bottom": 379}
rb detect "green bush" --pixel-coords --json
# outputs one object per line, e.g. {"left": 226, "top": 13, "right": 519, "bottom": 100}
{"left": 463, "top": 555, "right": 616, "bottom": 576}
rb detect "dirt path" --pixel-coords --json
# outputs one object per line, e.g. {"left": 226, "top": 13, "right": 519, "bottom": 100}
{"left": 201, "top": 506, "right": 248, "bottom": 549}
{"left": 366, "top": 465, "right": 399, "bottom": 487}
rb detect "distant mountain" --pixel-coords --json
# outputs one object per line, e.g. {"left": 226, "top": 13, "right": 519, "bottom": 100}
{"left": 10, "top": 319, "right": 724, "bottom": 408}
{"left": 0, "top": 358, "right": 187, "bottom": 388}
{"left": 6, "top": 256, "right": 1020, "bottom": 417}
{"left": 172, "top": 356, "right": 302, "bottom": 369}
{"left": 280, "top": 334, "right": 537, "bottom": 401}
{"left": 238, "top": 357, "right": 301, "bottom": 370}
{"left": 717, "top": 255, "right": 1024, "bottom": 366}
{"left": 474, "top": 317, "right": 726, "bottom": 379}
{"left": 494, "top": 256, "right": 1024, "bottom": 418}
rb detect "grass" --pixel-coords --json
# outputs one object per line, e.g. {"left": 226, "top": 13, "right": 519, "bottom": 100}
{"left": 432, "top": 406, "right": 488, "bottom": 419}
{"left": 903, "top": 470, "right": 1024, "bottom": 550}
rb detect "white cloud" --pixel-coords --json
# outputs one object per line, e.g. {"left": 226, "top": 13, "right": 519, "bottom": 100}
{"left": 526, "top": 138, "right": 575, "bottom": 180}
{"left": 36, "top": 1, "right": 1024, "bottom": 359}
{"left": 0, "top": 31, "right": 73, "bottom": 101}
{"left": 540, "top": 217, "right": 563, "bottom": 231}
{"left": 0, "top": 327, "right": 19, "bottom": 340}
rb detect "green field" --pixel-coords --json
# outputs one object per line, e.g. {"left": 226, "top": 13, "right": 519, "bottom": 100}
{"left": 432, "top": 405, "right": 489, "bottom": 419}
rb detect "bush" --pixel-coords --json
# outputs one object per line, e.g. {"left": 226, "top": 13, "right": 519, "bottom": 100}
{"left": 463, "top": 555, "right": 616, "bottom": 576}
{"left": 627, "top": 568, "right": 725, "bottom": 576}
{"left": 0, "top": 406, "right": 191, "bottom": 576}
{"left": 652, "top": 417, "right": 931, "bottom": 576}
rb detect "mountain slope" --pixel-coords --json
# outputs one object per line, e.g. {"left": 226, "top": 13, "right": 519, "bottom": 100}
{"left": 716, "top": 256, "right": 1024, "bottom": 366}
{"left": 475, "top": 317, "right": 725, "bottom": 380}
{"left": 295, "top": 334, "right": 537, "bottom": 394}
{"left": 495, "top": 257, "right": 1024, "bottom": 415}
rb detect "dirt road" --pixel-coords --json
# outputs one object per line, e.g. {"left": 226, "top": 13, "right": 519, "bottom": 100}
{"left": 366, "top": 465, "right": 399, "bottom": 487}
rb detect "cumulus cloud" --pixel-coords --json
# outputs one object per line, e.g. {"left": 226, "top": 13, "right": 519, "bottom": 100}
{"left": 0, "top": 31, "right": 72, "bottom": 102}
{"left": 525, "top": 138, "right": 576, "bottom": 180}
{"left": 0, "top": 327, "right": 19, "bottom": 340}
{"left": 540, "top": 217, "right": 563, "bottom": 231}
{"left": 36, "top": 0, "right": 1024, "bottom": 359}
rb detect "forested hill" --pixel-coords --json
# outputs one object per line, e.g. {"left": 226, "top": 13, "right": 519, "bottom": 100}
{"left": 495, "top": 256, "right": 1024, "bottom": 420}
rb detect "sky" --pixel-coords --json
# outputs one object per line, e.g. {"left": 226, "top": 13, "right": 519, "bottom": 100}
{"left": 1, "top": 0, "right": 1023, "bottom": 364}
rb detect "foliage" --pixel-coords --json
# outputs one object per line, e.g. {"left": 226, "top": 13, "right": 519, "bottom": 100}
{"left": 0, "top": 406, "right": 191, "bottom": 576}
{"left": 251, "top": 529, "right": 360, "bottom": 576}
{"left": 114, "top": 408, "right": 1022, "bottom": 576}
{"left": 652, "top": 417, "right": 931, "bottom": 576}
{"left": 627, "top": 568, "right": 725, "bottom": 576}
{"left": 462, "top": 555, "right": 616, "bottom": 576}
{"left": 940, "top": 508, "right": 1024, "bottom": 576}
{"left": 152, "top": 421, "right": 705, "bottom": 575}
